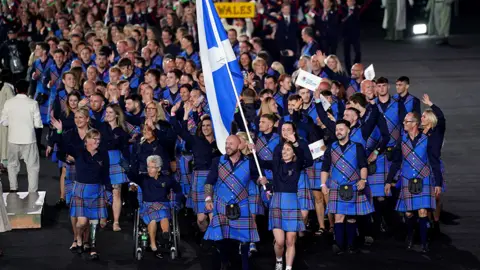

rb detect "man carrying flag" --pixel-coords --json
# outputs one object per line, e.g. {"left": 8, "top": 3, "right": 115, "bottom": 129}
{"left": 197, "top": 0, "right": 264, "bottom": 269}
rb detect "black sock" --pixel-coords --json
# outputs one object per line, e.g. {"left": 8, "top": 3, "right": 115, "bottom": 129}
{"left": 240, "top": 243, "right": 250, "bottom": 270}
{"left": 406, "top": 216, "right": 417, "bottom": 239}
{"left": 346, "top": 222, "right": 357, "bottom": 247}
{"left": 419, "top": 217, "right": 429, "bottom": 245}
{"left": 334, "top": 223, "right": 345, "bottom": 248}
{"left": 215, "top": 240, "right": 229, "bottom": 264}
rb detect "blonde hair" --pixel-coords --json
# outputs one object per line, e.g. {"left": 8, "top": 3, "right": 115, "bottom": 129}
{"left": 422, "top": 109, "right": 438, "bottom": 129}
{"left": 325, "top": 54, "right": 344, "bottom": 74}
{"left": 236, "top": 132, "right": 251, "bottom": 155}
{"left": 258, "top": 97, "right": 280, "bottom": 119}
{"left": 271, "top": 61, "right": 285, "bottom": 75}
{"left": 145, "top": 101, "right": 167, "bottom": 122}
{"left": 84, "top": 128, "right": 101, "bottom": 143}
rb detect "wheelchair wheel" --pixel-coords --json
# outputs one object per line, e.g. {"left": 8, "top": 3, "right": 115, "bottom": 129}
{"left": 133, "top": 209, "right": 140, "bottom": 258}
{"left": 170, "top": 247, "right": 176, "bottom": 260}
{"left": 171, "top": 207, "right": 181, "bottom": 258}
{"left": 136, "top": 248, "right": 143, "bottom": 261}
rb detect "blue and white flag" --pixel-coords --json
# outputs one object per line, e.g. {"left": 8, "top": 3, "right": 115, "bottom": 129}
{"left": 196, "top": 0, "right": 244, "bottom": 154}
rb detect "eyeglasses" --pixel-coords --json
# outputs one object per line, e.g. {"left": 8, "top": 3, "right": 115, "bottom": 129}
{"left": 403, "top": 120, "right": 416, "bottom": 124}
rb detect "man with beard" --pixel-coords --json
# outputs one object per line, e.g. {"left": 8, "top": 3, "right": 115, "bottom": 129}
{"left": 321, "top": 119, "right": 372, "bottom": 254}
{"left": 204, "top": 135, "right": 261, "bottom": 270}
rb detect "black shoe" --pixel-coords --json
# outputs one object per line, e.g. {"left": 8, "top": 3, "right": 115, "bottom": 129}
{"left": 154, "top": 250, "right": 163, "bottom": 259}
{"left": 421, "top": 243, "right": 429, "bottom": 253}
{"left": 380, "top": 219, "right": 388, "bottom": 233}
{"left": 55, "top": 198, "right": 66, "bottom": 208}
{"left": 347, "top": 246, "right": 358, "bottom": 254}
{"left": 332, "top": 244, "right": 344, "bottom": 255}
{"left": 406, "top": 236, "right": 414, "bottom": 250}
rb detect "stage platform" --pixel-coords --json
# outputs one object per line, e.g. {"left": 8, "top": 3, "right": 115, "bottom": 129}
{"left": 3, "top": 191, "right": 45, "bottom": 229}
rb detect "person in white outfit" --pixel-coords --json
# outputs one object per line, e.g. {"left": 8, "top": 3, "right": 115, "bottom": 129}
{"left": 0, "top": 180, "right": 12, "bottom": 257}
{"left": 0, "top": 80, "right": 43, "bottom": 192}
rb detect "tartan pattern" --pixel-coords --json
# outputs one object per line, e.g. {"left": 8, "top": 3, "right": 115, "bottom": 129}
{"left": 350, "top": 126, "right": 366, "bottom": 147}
{"left": 248, "top": 180, "right": 264, "bottom": 215}
{"left": 177, "top": 154, "right": 193, "bottom": 196}
{"left": 89, "top": 109, "right": 106, "bottom": 122}
{"left": 401, "top": 135, "right": 431, "bottom": 179}
{"left": 69, "top": 182, "right": 108, "bottom": 219}
{"left": 366, "top": 127, "right": 381, "bottom": 156}
{"left": 65, "top": 163, "right": 76, "bottom": 205}
{"left": 190, "top": 170, "right": 211, "bottom": 214}
{"left": 331, "top": 143, "right": 360, "bottom": 184}
{"left": 125, "top": 121, "right": 141, "bottom": 137}
{"left": 404, "top": 94, "right": 414, "bottom": 113}
{"left": 58, "top": 89, "right": 68, "bottom": 113}
{"left": 140, "top": 201, "right": 171, "bottom": 224}
{"left": 327, "top": 183, "right": 374, "bottom": 215}
{"left": 297, "top": 172, "right": 314, "bottom": 210}
{"left": 269, "top": 192, "right": 305, "bottom": 232}
{"left": 306, "top": 160, "right": 323, "bottom": 190}
{"left": 396, "top": 133, "right": 436, "bottom": 212}
{"left": 33, "top": 58, "right": 54, "bottom": 124}
{"left": 108, "top": 150, "right": 130, "bottom": 185}
{"left": 377, "top": 101, "right": 401, "bottom": 146}
{"left": 367, "top": 153, "right": 390, "bottom": 197}
{"left": 217, "top": 157, "right": 250, "bottom": 203}
{"left": 204, "top": 194, "right": 259, "bottom": 243}
{"left": 255, "top": 133, "right": 280, "bottom": 180}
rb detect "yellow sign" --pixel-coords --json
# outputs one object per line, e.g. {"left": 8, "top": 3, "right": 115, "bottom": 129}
{"left": 214, "top": 2, "right": 255, "bottom": 19}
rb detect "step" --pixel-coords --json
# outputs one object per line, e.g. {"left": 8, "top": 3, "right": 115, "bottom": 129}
{"left": 3, "top": 191, "right": 45, "bottom": 229}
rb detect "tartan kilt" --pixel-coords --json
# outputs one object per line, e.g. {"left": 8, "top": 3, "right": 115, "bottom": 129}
{"left": 69, "top": 182, "right": 108, "bottom": 220}
{"left": 439, "top": 160, "right": 446, "bottom": 192}
{"left": 396, "top": 175, "right": 436, "bottom": 212}
{"left": 190, "top": 170, "right": 211, "bottom": 214}
{"left": 140, "top": 201, "right": 171, "bottom": 224}
{"left": 297, "top": 172, "right": 314, "bottom": 210}
{"left": 268, "top": 192, "right": 305, "bottom": 232}
{"left": 306, "top": 160, "right": 323, "bottom": 190}
{"left": 248, "top": 180, "right": 264, "bottom": 215}
{"left": 108, "top": 150, "right": 129, "bottom": 185}
{"left": 65, "top": 163, "right": 76, "bottom": 205}
{"left": 177, "top": 154, "right": 193, "bottom": 196}
{"left": 367, "top": 153, "right": 390, "bottom": 197}
{"left": 327, "top": 185, "right": 374, "bottom": 216}
{"left": 204, "top": 197, "right": 259, "bottom": 243}
{"left": 260, "top": 188, "right": 271, "bottom": 207}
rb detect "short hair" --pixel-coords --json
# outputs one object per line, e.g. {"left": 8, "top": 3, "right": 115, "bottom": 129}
{"left": 260, "top": 113, "right": 277, "bottom": 124}
{"left": 302, "top": 27, "right": 314, "bottom": 38}
{"left": 147, "top": 155, "right": 163, "bottom": 168}
{"left": 53, "top": 49, "right": 65, "bottom": 56}
{"left": 118, "top": 58, "right": 133, "bottom": 67}
{"left": 182, "top": 34, "right": 195, "bottom": 45}
{"left": 264, "top": 75, "right": 277, "bottom": 84}
{"left": 376, "top": 77, "right": 389, "bottom": 84}
{"left": 36, "top": 42, "right": 49, "bottom": 53}
{"left": 409, "top": 112, "right": 421, "bottom": 125}
{"left": 180, "top": 84, "right": 193, "bottom": 92}
{"left": 126, "top": 94, "right": 142, "bottom": 105}
{"left": 336, "top": 119, "right": 351, "bottom": 129}
{"left": 259, "top": 89, "right": 274, "bottom": 97}
{"left": 85, "top": 129, "right": 101, "bottom": 143}
{"left": 168, "top": 69, "right": 183, "bottom": 80}
{"left": 288, "top": 94, "right": 302, "bottom": 102}
{"left": 346, "top": 107, "right": 361, "bottom": 118}
{"left": 396, "top": 76, "right": 410, "bottom": 84}
{"left": 241, "top": 88, "right": 256, "bottom": 98}
{"left": 349, "top": 93, "right": 368, "bottom": 108}
{"left": 145, "top": 68, "right": 161, "bottom": 80}
{"left": 15, "top": 80, "right": 29, "bottom": 94}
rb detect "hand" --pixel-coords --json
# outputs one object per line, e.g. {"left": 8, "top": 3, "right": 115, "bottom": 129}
{"left": 78, "top": 98, "right": 89, "bottom": 108}
{"left": 46, "top": 146, "right": 52, "bottom": 157}
{"left": 32, "top": 72, "right": 39, "bottom": 80}
{"left": 47, "top": 80, "right": 54, "bottom": 88}
{"left": 435, "top": 186, "right": 442, "bottom": 197}
{"left": 257, "top": 176, "right": 268, "bottom": 186}
{"left": 247, "top": 143, "right": 255, "bottom": 152}
{"left": 50, "top": 116, "right": 63, "bottom": 131}
{"left": 266, "top": 191, "right": 272, "bottom": 201}
{"left": 356, "top": 180, "right": 366, "bottom": 191}
{"left": 146, "top": 118, "right": 155, "bottom": 129}
{"left": 129, "top": 184, "right": 138, "bottom": 192}
{"left": 368, "top": 152, "right": 378, "bottom": 163}
{"left": 421, "top": 94, "right": 433, "bottom": 107}
{"left": 205, "top": 201, "right": 213, "bottom": 211}
{"left": 384, "top": 183, "right": 391, "bottom": 196}
{"left": 170, "top": 101, "right": 181, "bottom": 115}
{"left": 66, "top": 155, "right": 75, "bottom": 163}
{"left": 321, "top": 185, "right": 329, "bottom": 196}
{"left": 285, "top": 133, "right": 296, "bottom": 143}
{"left": 184, "top": 102, "right": 193, "bottom": 115}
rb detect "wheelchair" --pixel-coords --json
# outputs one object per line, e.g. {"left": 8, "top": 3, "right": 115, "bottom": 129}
{"left": 130, "top": 184, "right": 181, "bottom": 261}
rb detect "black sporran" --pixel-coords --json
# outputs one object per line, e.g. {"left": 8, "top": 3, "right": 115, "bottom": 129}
{"left": 385, "top": 147, "right": 394, "bottom": 161}
{"left": 35, "top": 93, "right": 49, "bottom": 105}
{"left": 225, "top": 203, "right": 240, "bottom": 220}
{"left": 408, "top": 178, "right": 423, "bottom": 195}
{"left": 339, "top": 185, "right": 354, "bottom": 201}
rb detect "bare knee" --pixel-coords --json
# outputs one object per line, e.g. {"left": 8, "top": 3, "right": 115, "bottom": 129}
{"left": 334, "top": 214, "right": 345, "bottom": 223}
{"left": 418, "top": 209, "right": 428, "bottom": 218}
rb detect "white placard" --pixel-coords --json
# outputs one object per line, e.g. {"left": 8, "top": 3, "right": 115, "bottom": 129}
{"left": 295, "top": 69, "right": 322, "bottom": 91}
{"left": 364, "top": 64, "right": 375, "bottom": 80}
{"left": 319, "top": 94, "right": 331, "bottom": 111}
{"left": 309, "top": 140, "right": 325, "bottom": 160}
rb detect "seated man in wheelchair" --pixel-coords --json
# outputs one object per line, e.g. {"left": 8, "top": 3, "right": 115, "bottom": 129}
{"left": 130, "top": 155, "right": 182, "bottom": 259}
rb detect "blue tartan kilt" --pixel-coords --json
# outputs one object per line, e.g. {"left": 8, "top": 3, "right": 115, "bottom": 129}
{"left": 306, "top": 160, "right": 323, "bottom": 190}
{"left": 65, "top": 163, "right": 76, "bottom": 205}
{"left": 108, "top": 150, "right": 129, "bottom": 185}
{"left": 190, "top": 170, "right": 211, "bottom": 214}
{"left": 140, "top": 201, "right": 171, "bottom": 224}
{"left": 177, "top": 154, "right": 193, "bottom": 196}
{"left": 269, "top": 192, "right": 305, "bottom": 232}
{"left": 327, "top": 184, "right": 374, "bottom": 216}
{"left": 260, "top": 188, "right": 271, "bottom": 207}
{"left": 248, "top": 180, "right": 264, "bottom": 215}
{"left": 204, "top": 197, "right": 259, "bottom": 243}
{"left": 297, "top": 172, "right": 314, "bottom": 210}
{"left": 396, "top": 175, "right": 436, "bottom": 212}
{"left": 69, "top": 182, "right": 108, "bottom": 220}
{"left": 367, "top": 153, "right": 391, "bottom": 197}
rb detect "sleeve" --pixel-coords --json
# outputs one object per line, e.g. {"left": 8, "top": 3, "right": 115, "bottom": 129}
{"left": 356, "top": 143, "right": 368, "bottom": 170}
{"left": 169, "top": 115, "right": 195, "bottom": 146}
{"left": 322, "top": 65, "right": 350, "bottom": 89}
{"left": 321, "top": 145, "right": 332, "bottom": 172}
{"left": 428, "top": 136, "right": 444, "bottom": 187}
{"left": 0, "top": 103, "right": 8, "bottom": 126}
{"left": 249, "top": 158, "right": 260, "bottom": 180}
{"left": 386, "top": 139, "right": 403, "bottom": 184}
{"left": 315, "top": 101, "right": 336, "bottom": 134}
{"left": 32, "top": 101, "right": 44, "bottom": 129}
{"left": 298, "top": 140, "right": 314, "bottom": 168}
{"left": 205, "top": 157, "right": 221, "bottom": 186}
{"left": 374, "top": 112, "right": 390, "bottom": 153}
{"left": 361, "top": 106, "right": 380, "bottom": 140}
{"left": 431, "top": 104, "right": 446, "bottom": 133}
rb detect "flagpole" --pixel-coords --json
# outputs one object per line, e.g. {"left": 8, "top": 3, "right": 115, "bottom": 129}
{"left": 104, "top": 0, "right": 112, "bottom": 26}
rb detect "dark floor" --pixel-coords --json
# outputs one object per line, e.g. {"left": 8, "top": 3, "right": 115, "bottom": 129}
{"left": 2, "top": 21, "right": 480, "bottom": 270}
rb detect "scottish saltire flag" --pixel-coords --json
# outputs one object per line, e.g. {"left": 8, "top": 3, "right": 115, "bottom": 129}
{"left": 197, "top": 0, "right": 244, "bottom": 154}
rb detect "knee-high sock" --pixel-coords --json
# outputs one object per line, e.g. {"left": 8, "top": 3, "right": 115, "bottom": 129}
{"left": 346, "top": 222, "right": 357, "bottom": 246}
{"left": 215, "top": 240, "right": 229, "bottom": 264}
{"left": 334, "top": 223, "right": 345, "bottom": 248}
{"left": 406, "top": 216, "right": 417, "bottom": 239}
{"left": 419, "top": 217, "right": 429, "bottom": 245}
{"left": 240, "top": 243, "right": 250, "bottom": 270}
